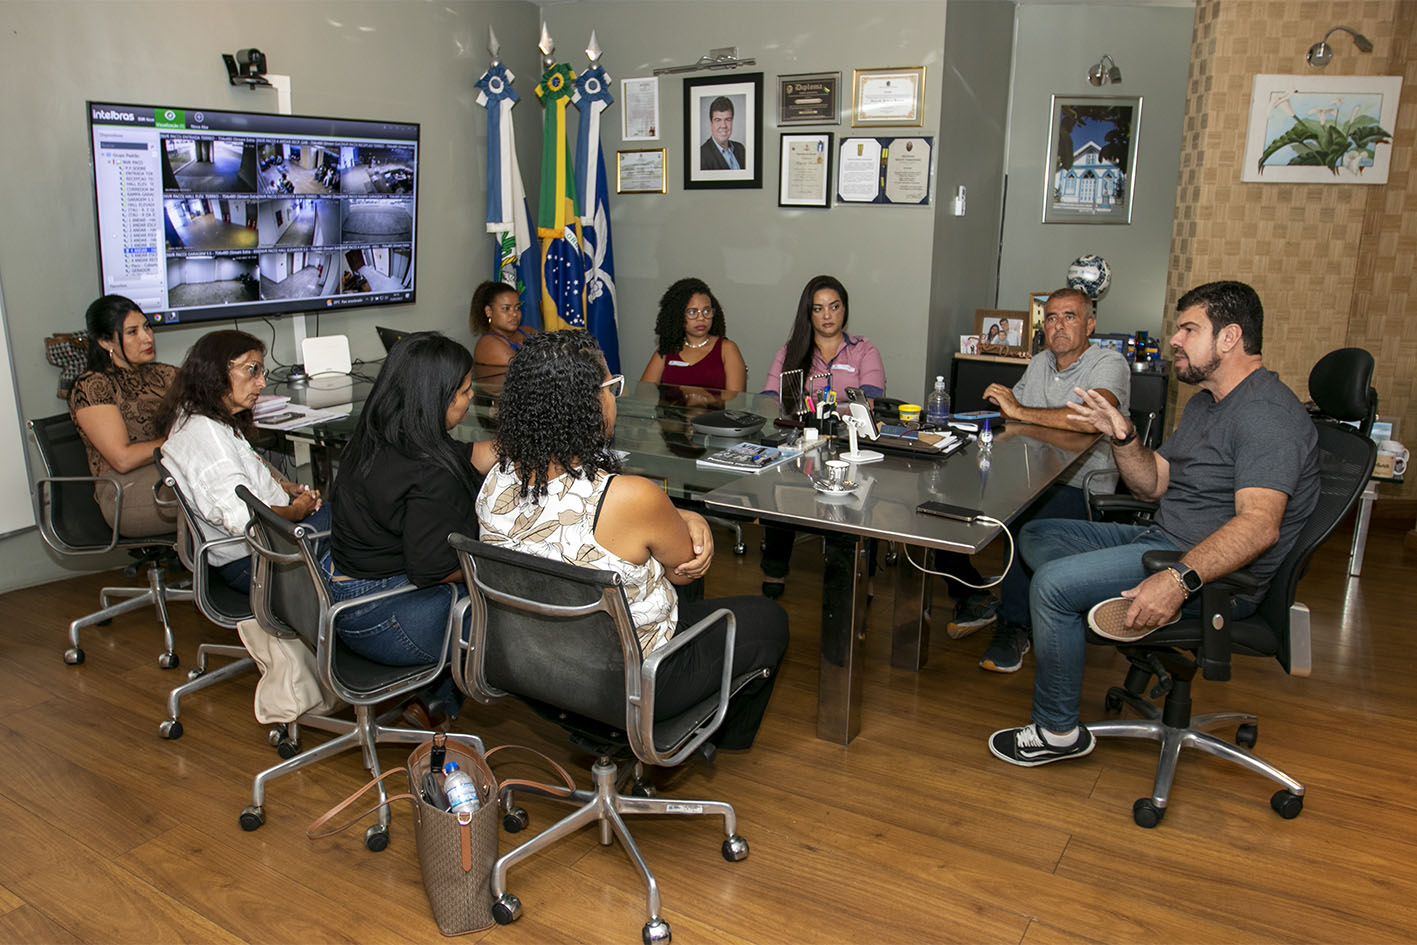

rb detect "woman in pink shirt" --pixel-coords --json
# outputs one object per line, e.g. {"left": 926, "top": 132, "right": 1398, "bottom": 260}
{"left": 762, "top": 275, "right": 886, "bottom": 404}
{"left": 760, "top": 276, "right": 887, "bottom": 597}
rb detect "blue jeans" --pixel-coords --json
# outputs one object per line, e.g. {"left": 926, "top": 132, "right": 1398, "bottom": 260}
{"left": 997, "top": 484, "right": 1091, "bottom": 628}
{"left": 327, "top": 570, "right": 463, "bottom": 666}
{"left": 1021, "top": 519, "right": 1184, "bottom": 732}
{"left": 216, "top": 504, "right": 331, "bottom": 594}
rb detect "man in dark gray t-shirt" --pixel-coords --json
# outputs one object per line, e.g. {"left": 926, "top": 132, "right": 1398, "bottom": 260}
{"left": 988, "top": 281, "right": 1319, "bottom": 768}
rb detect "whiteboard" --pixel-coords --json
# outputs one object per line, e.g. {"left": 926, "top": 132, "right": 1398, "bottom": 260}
{"left": 0, "top": 268, "right": 37, "bottom": 538}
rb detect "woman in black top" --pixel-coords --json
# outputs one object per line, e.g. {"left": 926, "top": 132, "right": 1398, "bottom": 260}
{"left": 330, "top": 332, "right": 497, "bottom": 723}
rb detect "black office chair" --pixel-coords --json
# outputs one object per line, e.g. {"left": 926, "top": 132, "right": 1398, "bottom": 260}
{"left": 152, "top": 455, "right": 255, "bottom": 740}
{"left": 1307, "top": 346, "right": 1378, "bottom": 436}
{"left": 235, "top": 486, "right": 482, "bottom": 850}
{"left": 1086, "top": 415, "right": 1376, "bottom": 827}
{"left": 448, "top": 533, "right": 763, "bottom": 945}
{"left": 28, "top": 413, "right": 190, "bottom": 667}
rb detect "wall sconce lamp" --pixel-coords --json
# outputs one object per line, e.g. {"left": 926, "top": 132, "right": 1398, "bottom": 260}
{"left": 1087, "top": 54, "right": 1122, "bottom": 86}
{"left": 653, "top": 46, "right": 756, "bottom": 76}
{"left": 1307, "top": 26, "right": 1374, "bottom": 68}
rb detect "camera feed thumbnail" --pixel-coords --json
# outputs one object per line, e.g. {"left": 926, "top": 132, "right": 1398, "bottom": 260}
{"left": 164, "top": 198, "right": 258, "bottom": 251}
{"left": 341, "top": 247, "right": 413, "bottom": 295}
{"left": 257, "top": 143, "right": 341, "bottom": 195}
{"left": 340, "top": 146, "right": 415, "bottom": 194}
{"left": 342, "top": 197, "right": 413, "bottom": 243}
{"left": 259, "top": 250, "right": 339, "bottom": 300}
{"left": 161, "top": 138, "right": 258, "bottom": 193}
{"left": 166, "top": 255, "right": 259, "bottom": 307}
{"left": 257, "top": 198, "right": 340, "bottom": 249}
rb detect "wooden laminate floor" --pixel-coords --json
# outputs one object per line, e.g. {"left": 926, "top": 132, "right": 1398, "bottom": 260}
{"left": 0, "top": 518, "right": 1413, "bottom": 944}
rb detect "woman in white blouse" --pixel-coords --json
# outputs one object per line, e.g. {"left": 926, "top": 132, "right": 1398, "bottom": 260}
{"left": 160, "top": 330, "right": 323, "bottom": 592}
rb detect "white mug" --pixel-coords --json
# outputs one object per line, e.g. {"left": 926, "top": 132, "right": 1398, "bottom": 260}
{"left": 1378, "top": 440, "right": 1409, "bottom": 477}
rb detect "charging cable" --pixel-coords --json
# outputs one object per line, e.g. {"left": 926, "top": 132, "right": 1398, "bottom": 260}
{"left": 901, "top": 513, "right": 1013, "bottom": 590}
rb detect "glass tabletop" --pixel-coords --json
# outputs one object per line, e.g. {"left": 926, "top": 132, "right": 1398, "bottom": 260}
{"left": 273, "top": 378, "right": 791, "bottom": 502}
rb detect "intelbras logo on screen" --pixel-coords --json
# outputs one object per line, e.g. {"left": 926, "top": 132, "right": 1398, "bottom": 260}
{"left": 91, "top": 106, "right": 156, "bottom": 125}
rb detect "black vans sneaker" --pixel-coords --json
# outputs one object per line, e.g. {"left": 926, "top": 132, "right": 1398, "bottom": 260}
{"left": 989, "top": 723, "right": 1095, "bottom": 767}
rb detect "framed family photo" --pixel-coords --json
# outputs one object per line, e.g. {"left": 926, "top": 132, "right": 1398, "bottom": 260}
{"left": 974, "top": 309, "right": 1031, "bottom": 359}
{"left": 1042, "top": 94, "right": 1142, "bottom": 224}
{"left": 683, "top": 72, "right": 764, "bottom": 190}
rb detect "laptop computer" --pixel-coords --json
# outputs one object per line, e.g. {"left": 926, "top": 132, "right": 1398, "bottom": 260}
{"left": 376, "top": 325, "right": 413, "bottom": 353}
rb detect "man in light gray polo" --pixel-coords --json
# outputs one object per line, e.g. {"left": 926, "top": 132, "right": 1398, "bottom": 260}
{"left": 948, "top": 287, "right": 1130, "bottom": 672}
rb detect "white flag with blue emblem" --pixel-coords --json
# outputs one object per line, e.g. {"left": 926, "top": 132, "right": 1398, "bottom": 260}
{"left": 573, "top": 59, "right": 621, "bottom": 373}
{"left": 477, "top": 58, "right": 541, "bottom": 328}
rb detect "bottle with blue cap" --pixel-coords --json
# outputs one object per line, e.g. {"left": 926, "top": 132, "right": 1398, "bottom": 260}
{"left": 442, "top": 760, "right": 480, "bottom": 814}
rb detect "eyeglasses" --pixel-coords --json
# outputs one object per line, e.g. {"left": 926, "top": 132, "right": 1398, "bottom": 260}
{"left": 599, "top": 374, "right": 625, "bottom": 398}
{"left": 229, "top": 360, "right": 267, "bottom": 379}
{"left": 685, "top": 307, "right": 714, "bottom": 319}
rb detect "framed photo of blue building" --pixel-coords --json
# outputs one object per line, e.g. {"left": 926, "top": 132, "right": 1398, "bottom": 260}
{"left": 1042, "top": 94, "right": 1142, "bottom": 224}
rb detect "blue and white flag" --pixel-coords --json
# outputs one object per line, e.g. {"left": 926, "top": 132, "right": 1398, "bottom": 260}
{"left": 572, "top": 62, "right": 621, "bottom": 373}
{"left": 476, "top": 60, "right": 541, "bottom": 328}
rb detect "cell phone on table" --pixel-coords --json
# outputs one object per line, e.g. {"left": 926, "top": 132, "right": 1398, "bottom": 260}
{"left": 879, "top": 424, "right": 918, "bottom": 439}
{"left": 916, "top": 500, "right": 981, "bottom": 522}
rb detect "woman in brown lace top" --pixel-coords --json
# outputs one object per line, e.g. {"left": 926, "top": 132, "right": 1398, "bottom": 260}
{"left": 67, "top": 295, "right": 178, "bottom": 537}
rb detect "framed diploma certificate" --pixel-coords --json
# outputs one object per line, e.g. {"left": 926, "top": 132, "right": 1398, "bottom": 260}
{"left": 778, "top": 72, "right": 840, "bottom": 125}
{"left": 779, "top": 132, "right": 833, "bottom": 207}
{"left": 617, "top": 149, "right": 667, "bottom": 194}
{"left": 852, "top": 66, "right": 925, "bottom": 127}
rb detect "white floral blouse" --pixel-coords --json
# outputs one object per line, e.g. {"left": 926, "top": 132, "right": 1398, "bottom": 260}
{"left": 475, "top": 465, "right": 677, "bottom": 655}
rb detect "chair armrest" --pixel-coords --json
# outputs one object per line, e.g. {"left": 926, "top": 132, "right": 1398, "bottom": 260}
{"left": 1092, "top": 495, "right": 1160, "bottom": 518}
{"left": 638, "top": 606, "right": 737, "bottom": 767}
{"left": 325, "top": 579, "right": 424, "bottom": 622}
{"left": 1139, "top": 550, "right": 1259, "bottom": 682}
{"left": 34, "top": 473, "right": 124, "bottom": 553}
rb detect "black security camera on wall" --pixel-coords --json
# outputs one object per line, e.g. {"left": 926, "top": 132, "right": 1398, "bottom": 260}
{"left": 223, "top": 48, "right": 271, "bottom": 88}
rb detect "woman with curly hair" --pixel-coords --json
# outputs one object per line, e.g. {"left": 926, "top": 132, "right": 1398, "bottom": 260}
{"left": 639, "top": 277, "right": 747, "bottom": 393}
{"left": 470, "top": 280, "right": 537, "bottom": 380}
{"left": 159, "top": 330, "right": 323, "bottom": 592}
{"left": 477, "top": 330, "right": 788, "bottom": 749}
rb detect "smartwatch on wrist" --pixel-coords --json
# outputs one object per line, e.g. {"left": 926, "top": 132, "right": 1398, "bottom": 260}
{"left": 1167, "top": 564, "right": 1203, "bottom": 597}
{"left": 1111, "top": 425, "right": 1137, "bottom": 448}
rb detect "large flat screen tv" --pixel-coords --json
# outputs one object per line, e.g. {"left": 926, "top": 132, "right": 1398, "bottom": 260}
{"left": 87, "top": 101, "right": 419, "bottom": 327}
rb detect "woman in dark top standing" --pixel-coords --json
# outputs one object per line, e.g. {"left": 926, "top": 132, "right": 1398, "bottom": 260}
{"left": 330, "top": 332, "right": 497, "bottom": 721}
{"left": 68, "top": 295, "right": 178, "bottom": 537}
{"left": 639, "top": 277, "right": 747, "bottom": 394}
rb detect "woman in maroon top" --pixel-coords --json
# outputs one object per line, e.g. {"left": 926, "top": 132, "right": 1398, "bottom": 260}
{"left": 639, "top": 278, "right": 747, "bottom": 394}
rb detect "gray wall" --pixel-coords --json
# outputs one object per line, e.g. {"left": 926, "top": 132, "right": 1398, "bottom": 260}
{"left": 997, "top": 2, "right": 1193, "bottom": 335}
{"left": 0, "top": 0, "right": 539, "bottom": 592}
{"left": 541, "top": 1, "right": 950, "bottom": 407}
{"left": 926, "top": 0, "right": 1017, "bottom": 389}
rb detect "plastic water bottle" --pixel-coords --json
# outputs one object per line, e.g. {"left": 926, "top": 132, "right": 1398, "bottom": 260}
{"left": 442, "top": 761, "right": 480, "bottom": 814}
{"left": 926, "top": 375, "right": 950, "bottom": 426}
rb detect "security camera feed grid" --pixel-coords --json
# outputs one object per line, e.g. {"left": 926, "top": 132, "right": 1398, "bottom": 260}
{"left": 88, "top": 101, "right": 419, "bottom": 326}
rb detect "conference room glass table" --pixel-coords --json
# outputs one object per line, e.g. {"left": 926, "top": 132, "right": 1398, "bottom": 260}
{"left": 275, "top": 375, "right": 1095, "bottom": 745}
{"left": 701, "top": 423, "right": 1098, "bottom": 744}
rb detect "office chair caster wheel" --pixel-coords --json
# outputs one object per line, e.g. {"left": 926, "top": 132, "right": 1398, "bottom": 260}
{"left": 1270, "top": 790, "right": 1303, "bottom": 819}
{"left": 64, "top": 647, "right": 85, "bottom": 666}
{"left": 1236, "top": 723, "right": 1258, "bottom": 749}
{"left": 1103, "top": 689, "right": 1125, "bottom": 714}
{"left": 1132, "top": 797, "right": 1165, "bottom": 828}
{"left": 722, "top": 834, "right": 749, "bottom": 862}
{"left": 628, "top": 780, "right": 657, "bottom": 798}
{"left": 276, "top": 737, "right": 301, "bottom": 759}
{"left": 643, "top": 917, "right": 671, "bottom": 944}
{"left": 239, "top": 805, "right": 265, "bottom": 831}
{"left": 733, "top": 541, "right": 746, "bottom": 555}
{"left": 187, "top": 667, "right": 205, "bottom": 682}
{"left": 492, "top": 893, "right": 521, "bottom": 925}
{"left": 364, "top": 824, "right": 389, "bottom": 852}
{"left": 159, "top": 719, "right": 183, "bottom": 740}
{"left": 502, "top": 806, "right": 529, "bottom": 833}
{"left": 158, "top": 651, "right": 180, "bottom": 670}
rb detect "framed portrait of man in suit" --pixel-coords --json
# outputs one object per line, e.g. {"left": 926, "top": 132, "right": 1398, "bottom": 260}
{"left": 683, "top": 72, "right": 763, "bottom": 190}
